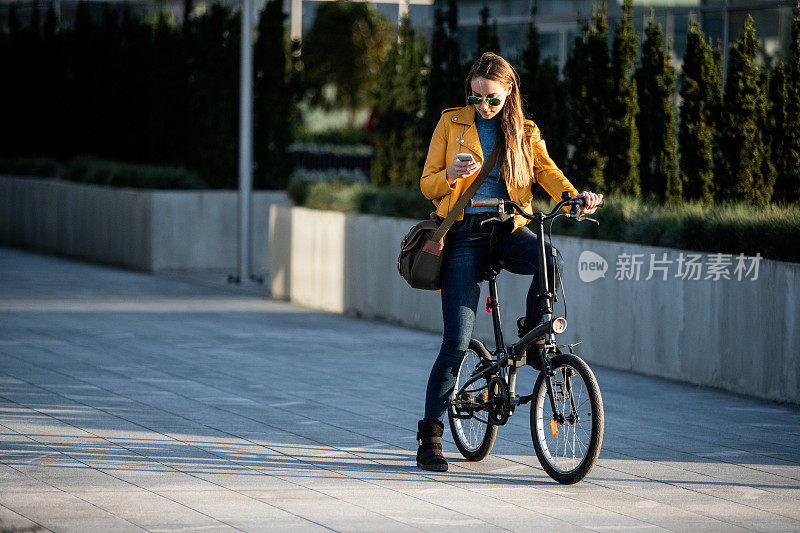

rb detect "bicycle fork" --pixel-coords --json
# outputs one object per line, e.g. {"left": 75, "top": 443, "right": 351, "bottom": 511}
{"left": 486, "top": 276, "right": 516, "bottom": 395}
{"left": 543, "top": 349, "right": 579, "bottom": 424}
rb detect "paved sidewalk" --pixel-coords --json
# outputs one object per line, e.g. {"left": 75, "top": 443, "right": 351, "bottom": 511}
{"left": 0, "top": 247, "right": 798, "bottom": 532}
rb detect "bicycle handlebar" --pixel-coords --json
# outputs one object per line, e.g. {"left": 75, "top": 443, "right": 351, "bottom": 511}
{"left": 470, "top": 198, "right": 504, "bottom": 208}
{"left": 469, "top": 195, "right": 604, "bottom": 221}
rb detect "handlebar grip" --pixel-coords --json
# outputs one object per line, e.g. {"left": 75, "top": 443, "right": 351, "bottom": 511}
{"left": 575, "top": 197, "right": 604, "bottom": 208}
{"left": 470, "top": 199, "right": 502, "bottom": 208}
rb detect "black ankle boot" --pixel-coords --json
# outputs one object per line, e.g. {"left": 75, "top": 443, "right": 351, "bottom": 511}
{"left": 416, "top": 420, "right": 448, "bottom": 472}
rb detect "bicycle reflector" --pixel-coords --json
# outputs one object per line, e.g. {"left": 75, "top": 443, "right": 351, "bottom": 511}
{"left": 552, "top": 317, "right": 567, "bottom": 333}
{"left": 551, "top": 416, "right": 558, "bottom": 438}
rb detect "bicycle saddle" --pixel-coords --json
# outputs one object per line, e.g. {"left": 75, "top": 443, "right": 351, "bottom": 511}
{"left": 482, "top": 259, "right": 506, "bottom": 281}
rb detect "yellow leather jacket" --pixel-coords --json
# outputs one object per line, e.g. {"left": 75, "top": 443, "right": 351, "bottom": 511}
{"left": 420, "top": 106, "right": 579, "bottom": 228}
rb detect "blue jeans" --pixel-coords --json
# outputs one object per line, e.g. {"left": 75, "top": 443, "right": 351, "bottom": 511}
{"left": 423, "top": 213, "right": 564, "bottom": 422}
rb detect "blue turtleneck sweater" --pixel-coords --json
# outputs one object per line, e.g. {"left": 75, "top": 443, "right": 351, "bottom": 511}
{"left": 464, "top": 112, "right": 510, "bottom": 214}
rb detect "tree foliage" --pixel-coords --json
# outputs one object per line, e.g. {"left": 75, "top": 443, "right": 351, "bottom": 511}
{"left": 424, "top": 0, "right": 463, "bottom": 136}
{"left": 518, "top": 2, "right": 567, "bottom": 169}
{"left": 717, "top": 15, "right": 775, "bottom": 205}
{"left": 0, "top": 1, "right": 301, "bottom": 189}
{"left": 636, "top": 12, "right": 679, "bottom": 202}
{"left": 254, "top": 0, "right": 295, "bottom": 189}
{"left": 371, "top": 15, "right": 428, "bottom": 188}
{"left": 679, "top": 20, "right": 722, "bottom": 203}
{"left": 606, "top": 0, "right": 640, "bottom": 196}
{"left": 565, "top": 2, "right": 611, "bottom": 191}
{"left": 769, "top": 2, "right": 800, "bottom": 203}
{"left": 301, "top": 0, "right": 392, "bottom": 123}
{"left": 476, "top": 2, "right": 500, "bottom": 57}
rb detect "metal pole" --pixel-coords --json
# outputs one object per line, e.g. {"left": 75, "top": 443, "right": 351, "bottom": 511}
{"left": 238, "top": 0, "right": 253, "bottom": 283}
{"left": 722, "top": 0, "right": 730, "bottom": 86}
{"left": 291, "top": 0, "right": 302, "bottom": 42}
{"left": 399, "top": 0, "right": 409, "bottom": 21}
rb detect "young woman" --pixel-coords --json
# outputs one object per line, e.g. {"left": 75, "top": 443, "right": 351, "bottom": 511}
{"left": 415, "top": 52, "right": 602, "bottom": 472}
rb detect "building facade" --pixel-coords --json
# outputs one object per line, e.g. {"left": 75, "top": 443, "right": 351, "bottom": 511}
{"left": 2, "top": 0, "right": 795, "bottom": 70}
{"left": 285, "top": 0, "right": 796, "bottom": 73}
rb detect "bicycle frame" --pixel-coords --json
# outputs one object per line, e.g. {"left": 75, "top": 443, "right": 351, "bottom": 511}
{"left": 450, "top": 201, "right": 583, "bottom": 425}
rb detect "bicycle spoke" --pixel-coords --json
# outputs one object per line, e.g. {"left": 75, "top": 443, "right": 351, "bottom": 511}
{"left": 533, "top": 357, "right": 602, "bottom": 479}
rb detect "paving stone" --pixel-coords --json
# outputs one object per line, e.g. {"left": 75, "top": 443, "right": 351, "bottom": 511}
{"left": 1, "top": 247, "right": 799, "bottom": 532}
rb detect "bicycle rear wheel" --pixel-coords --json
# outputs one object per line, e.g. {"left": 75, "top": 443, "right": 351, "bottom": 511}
{"left": 448, "top": 340, "right": 498, "bottom": 461}
{"left": 530, "top": 353, "right": 603, "bottom": 484}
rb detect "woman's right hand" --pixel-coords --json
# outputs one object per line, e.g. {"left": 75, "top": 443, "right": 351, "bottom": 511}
{"left": 446, "top": 155, "right": 481, "bottom": 186}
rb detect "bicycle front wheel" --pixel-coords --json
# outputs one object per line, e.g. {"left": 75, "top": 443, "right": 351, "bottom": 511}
{"left": 448, "top": 340, "right": 498, "bottom": 461}
{"left": 531, "top": 353, "right": 603, "bottom": 484}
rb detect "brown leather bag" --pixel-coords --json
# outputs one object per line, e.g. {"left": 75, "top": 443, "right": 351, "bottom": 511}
{"left": 397, "top": 146, "right": 500, "bottom": 290}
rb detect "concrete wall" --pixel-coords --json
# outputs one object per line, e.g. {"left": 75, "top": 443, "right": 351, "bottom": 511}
{"left": 0, "top": 176, "right": 289, "bottom": 272}
{"left": 269, "top": 205, "right": 800, "bottom": 404}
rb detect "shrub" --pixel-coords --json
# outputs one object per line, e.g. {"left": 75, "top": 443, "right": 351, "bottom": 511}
{"left": 289, "top": 181, "right": 800, "bottom": 263}
{"left": 62, "top": 157, "right": 206, "bottom": 189}
{"left": 0, "top": 156, "right": 62, "bottom": 177}
{"left": 290, "top": 179, "right": 431, "bottom": 219}
{"left": 294, "top": 127, "right": 371, "bottom": 146}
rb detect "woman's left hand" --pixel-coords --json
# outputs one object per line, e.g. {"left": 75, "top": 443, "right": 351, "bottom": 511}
{"left": 578, "top": 191, "right": 603, "bottom": 214}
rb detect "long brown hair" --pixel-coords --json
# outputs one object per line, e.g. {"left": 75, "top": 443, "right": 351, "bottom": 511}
{"left": 464, "top": 53, "right": 534, "bottom": 189}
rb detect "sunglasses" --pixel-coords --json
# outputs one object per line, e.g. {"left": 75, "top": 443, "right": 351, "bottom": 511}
{"left": 468, "top": 95, "right": 502, "bottom": 106}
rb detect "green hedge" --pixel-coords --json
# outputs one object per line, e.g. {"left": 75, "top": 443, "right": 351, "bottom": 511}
{"left": 288, "top": 179, "right": 432, "bottom": 219}
{"left": 294, "top": 127, "right": 371, "bottom": 146}
{"left": 0, "top": 156, "right": 62, "bottom": 178}
{"left": 62, "top": 157, "right": 206, "bottom": 190}
{"left": 288, "top": 181, "right": 800, "bottom": 263}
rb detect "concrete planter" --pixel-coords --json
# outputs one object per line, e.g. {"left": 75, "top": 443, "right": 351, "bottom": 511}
{"left": 0, "top": 176, "right": 289, "bottom": 272}
{"left": 269, "top": 204, "right": 800, "bottom": 404}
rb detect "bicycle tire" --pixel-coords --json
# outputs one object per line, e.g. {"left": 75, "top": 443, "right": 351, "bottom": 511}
{"left": 448, "top": 340, "right": 499, "bottom": 461}
{"left": 530, "top": 353, "right": 603, "bottom": 484}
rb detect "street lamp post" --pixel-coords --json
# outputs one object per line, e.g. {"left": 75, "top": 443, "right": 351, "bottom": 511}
{"left": 235, "top": 0, "right": 255, "bottom": 284}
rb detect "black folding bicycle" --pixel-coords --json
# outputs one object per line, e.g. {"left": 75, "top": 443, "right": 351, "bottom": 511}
{"left": 447, "top": 192, "right": 604, "bottom": 484}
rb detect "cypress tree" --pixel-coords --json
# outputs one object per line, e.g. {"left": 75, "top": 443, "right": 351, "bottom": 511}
{"left": 679, "top": 20, "right": 722, "bottom": 203}
{"left": 444, "top": 0, "right": 463, "bottom": 99}
{"left": 148, "top": 12, "right": 186, "bottom": 166}
{"left": 0, "top": 14, "right": 8, "bottom": 155}
{"left": 606, "top": 0, "right": 639, "bottom": 196}
{"left": 770, "top": 2, "right": 800, "bottom": 203}
{"left": 566, "top": 2, "right": 610, "bottom": 190}
{"left": 424, "top": 0, "right": 462, "bottom": 135}
{"left": 25, "top": 3, "right": 44, "bottom": 156}
{"left": 371, "top": 15, "right": 428, "bottom": 188}
{"left": 636, "top": 12, "right": 679, "bottom": 202}
{"left": 476, "top": 2, "right": 500, "bottom": 57}
{"left": 116, "top": 5, "right": 153, "bottom": 163}
{"left": 42, "top": 3, "right": 65, "bottom": 158}
{"left": 2, "top": 5, "right": 26, "bottom": 157}
{"left": 424, "top": 1, "right": 448, "bottom": 133}
{"left": 254, "top": 0, "right": 295, "bottom": 189}
{"left": 188, "top": 4, "right": 240, "bottom": 188}
{"left": 65, "top": 1, "right": 95, "bottom": 156}
{"left": 89, "top": 4, "right": 133, "bottom": 161}
{"left": 489, "top": 20, "right": 500, "bottom": 56}
{"left": 519, "top": 3, "right": 567, "bottom": 169}
{"left": 717, "top": 15, "right": 775, "bottom": 205}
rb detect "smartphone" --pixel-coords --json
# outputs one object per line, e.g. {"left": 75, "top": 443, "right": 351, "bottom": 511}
{"left": 456, "top": 153, "right": 475, "bottom": 163}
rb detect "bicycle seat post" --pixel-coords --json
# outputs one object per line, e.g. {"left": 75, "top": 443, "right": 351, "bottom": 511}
{"left": 484, "top": 267, "right": 505, "bottom": 358}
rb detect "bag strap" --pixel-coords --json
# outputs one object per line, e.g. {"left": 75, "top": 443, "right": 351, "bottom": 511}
{"left": 430, "top": 144, "right": 501, "bottom": 243}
